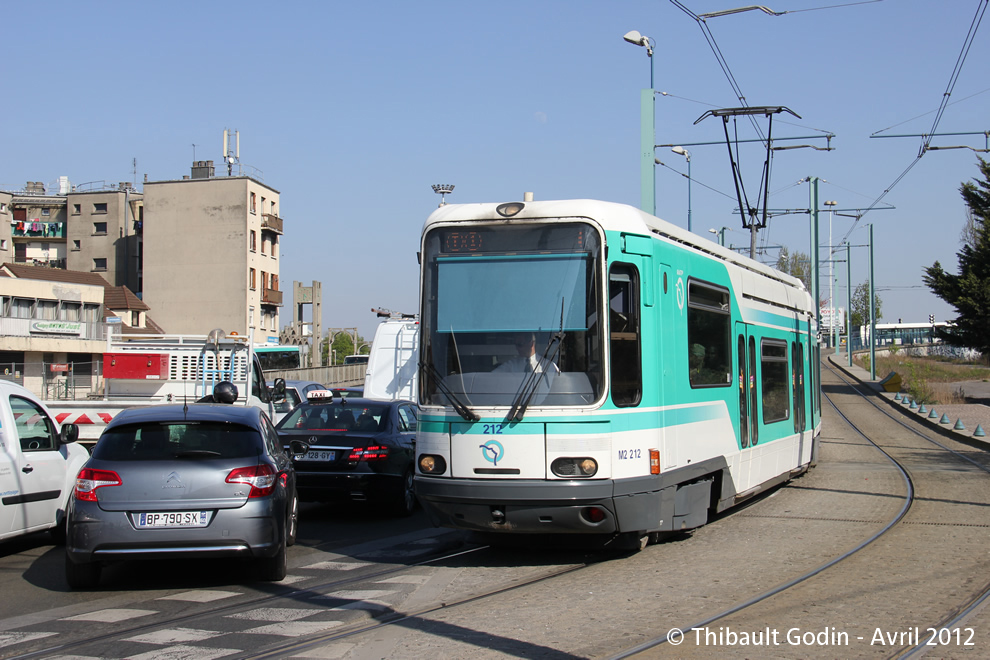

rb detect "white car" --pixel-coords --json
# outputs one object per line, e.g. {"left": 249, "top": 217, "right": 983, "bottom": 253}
{"left": 0, "top": 380, "right": 88, "bottom": 543}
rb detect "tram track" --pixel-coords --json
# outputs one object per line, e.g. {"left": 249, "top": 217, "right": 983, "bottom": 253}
{"left": 5, "top": 541, "right": 601, "bottom": 660}
{"left": 609, "top": 357, "right": 990, "bottom": 659}
{"left": 4, "top": 543, "right": 492, "bottom": 660}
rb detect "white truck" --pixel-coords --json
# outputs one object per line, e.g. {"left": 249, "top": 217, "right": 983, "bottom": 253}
{"left": 0, "top": 379, "right": 88, "bottom": 543}
{"left": 363, "top": 310, "right": 419, "bottom": 401}
{"left": 46, "top": 329, "right": 279, "bottom": 445}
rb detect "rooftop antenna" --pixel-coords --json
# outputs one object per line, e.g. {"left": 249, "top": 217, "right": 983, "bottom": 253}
{"left": 432, "top": 183, "right": 454, "bottom": 207}
{"left": 223, "top": 129, "right": 240, "bottom": 176}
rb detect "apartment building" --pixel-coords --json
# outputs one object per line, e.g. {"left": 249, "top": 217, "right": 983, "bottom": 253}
{"left": 1, "top": 180, "right": 143, "bottom": 294}
{"left": 142, "top": 162, "right": 283, "bottom": 341}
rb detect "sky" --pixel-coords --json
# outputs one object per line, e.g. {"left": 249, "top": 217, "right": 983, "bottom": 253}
{"left": 3, "top": 0, "right": 988, "bottom": 341}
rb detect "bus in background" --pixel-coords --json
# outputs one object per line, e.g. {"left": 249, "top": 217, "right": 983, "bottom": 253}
{"left": 255, "top": 345, "right": 302, "bottom": 371}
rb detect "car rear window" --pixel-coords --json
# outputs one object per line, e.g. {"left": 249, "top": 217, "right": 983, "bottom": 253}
{"left": 281, "top": 403, "right": 387, "bottom": 432}
{"left": 93, "top": 422, "right": 264, "bottom": 460}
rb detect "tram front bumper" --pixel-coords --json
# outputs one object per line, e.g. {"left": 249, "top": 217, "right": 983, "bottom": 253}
{"left": 415, "top": 476, "right": 660, "bottom": 535}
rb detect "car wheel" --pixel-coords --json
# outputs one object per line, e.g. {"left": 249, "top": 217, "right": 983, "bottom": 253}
{"left": 50, "top": 514, "right": 67, "bottom": 546}
{"left": 65, "top": 554, "right": 101, "bottom": 589}
{"left": 257, "top": 536, "right": 287, "bottom": 582}
{"left": 392, "top": 469, "right": 416, "bottom": 517}
{"left": 286, "top": 490, "right": 299, "bottom": 547}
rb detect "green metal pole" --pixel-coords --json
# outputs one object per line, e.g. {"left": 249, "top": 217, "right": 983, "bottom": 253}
{"left": 640, "top": 88, "right": 655, "bottom": 215}
{"left": 869, "top": 223, "right": 876, "bottom": 380}
{"left": 846, "top": 239, "right": 852, "bottom": 367}
{"left": 809, "top": 177, "right": 820, "bottom": 345}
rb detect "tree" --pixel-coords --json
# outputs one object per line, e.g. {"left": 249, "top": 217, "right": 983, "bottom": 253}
{"left": 321, "top": 331, "right": 367, "bottom": 365}
{"left": 849, "top": 281, "right": 883, "bottom": 328}
{"left": 774, "top": 247, "right": 811, "bottom": 292}
{"left": 923, "top": 157, "right": 990, "bottom": 358}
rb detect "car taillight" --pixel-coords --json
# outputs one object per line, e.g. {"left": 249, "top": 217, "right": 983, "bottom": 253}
{"left": 75, "top": 468, "right": 122, "bottom": 502}
{"left": 348, "top": 445, "right": 389, "bottom": 462}
{"left": 226, "top": 464, "right": 277, "bottom": 498}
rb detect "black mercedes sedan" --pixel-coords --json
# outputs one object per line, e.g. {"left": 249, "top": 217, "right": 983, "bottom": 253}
{"left": 275, "top": 391, "right": 418, "bottom": 516}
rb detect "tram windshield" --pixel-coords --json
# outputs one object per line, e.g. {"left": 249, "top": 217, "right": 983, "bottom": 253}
{"left": 420, "top": 221, "right": 604, "bottom": 410}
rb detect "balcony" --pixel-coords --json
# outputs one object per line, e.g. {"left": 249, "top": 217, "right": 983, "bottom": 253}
{"left": 12, "top": 221, "right": 66, "bottom": 239}
{"left": 261, "top": 213, "right": 283, "bottom": 235}
{"left": 261, "top": 287, "right": 283, "bottom": 306}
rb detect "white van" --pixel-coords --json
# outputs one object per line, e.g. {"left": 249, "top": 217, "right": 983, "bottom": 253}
{"left": 363, "top": 317, "right": 419, "bottom": 401}
{"left": 0, "top": 380, "right": 88, "bottom": 543}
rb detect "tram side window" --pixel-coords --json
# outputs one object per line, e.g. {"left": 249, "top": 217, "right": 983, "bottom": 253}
{"left": 609, "top": 264, "right": 641, "bottom": 407}
{"left": 687, "top": 280, "right": 731, "bottom": 387}
{"left": 761, "top": 339, "right": 789, "bottom": 423}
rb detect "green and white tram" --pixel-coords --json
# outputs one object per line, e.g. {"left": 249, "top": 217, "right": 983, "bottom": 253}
{"left": 414, "top": 199, "right": 820, "bottom": 546}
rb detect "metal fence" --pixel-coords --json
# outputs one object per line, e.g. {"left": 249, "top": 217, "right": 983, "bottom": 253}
{"left": 264, "top": 364, "right": 367, "bottom": 387}
{"left": 42, "top": 361, "right": 102, "bottom": 400}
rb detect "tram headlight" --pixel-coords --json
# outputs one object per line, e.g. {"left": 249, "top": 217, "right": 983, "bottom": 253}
{"left": 418, "top": 454, "right": 447, "bottom": 475}
{"left": 551, "top": 457, "right": 598, "bottom": 478}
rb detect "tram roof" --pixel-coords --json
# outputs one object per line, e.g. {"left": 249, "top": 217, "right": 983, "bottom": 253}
{"left": 424, "top": 198, "right": 807, "bottom": 293}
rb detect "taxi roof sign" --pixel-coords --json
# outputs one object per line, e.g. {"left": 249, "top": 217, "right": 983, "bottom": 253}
{"left": 307, "top": 389, "right": 334, "bottom": 403}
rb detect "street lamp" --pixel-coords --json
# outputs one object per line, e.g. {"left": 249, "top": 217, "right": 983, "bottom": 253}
{"left": 623, "top": 30, "right": 656, "bottom": 215}
{"left": 708, "top": 227, "right": 728, "bottom": 246}
{"left": 671, "top": 146, "right": 692, "bottom": 232}
{"left": 824, "top": 200, "right": 837, "bottom": 350}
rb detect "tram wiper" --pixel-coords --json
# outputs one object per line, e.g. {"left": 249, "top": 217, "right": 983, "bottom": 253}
{"left": 420, "top": 360, "right": 479, "bottom": 422}
{"left": 506, "top": 304, "right": 565, "bottom": 423}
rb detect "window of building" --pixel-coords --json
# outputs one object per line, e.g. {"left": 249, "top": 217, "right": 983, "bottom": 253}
{"left": 36, "top": 300, "right": 57, "bottom": 320}
{"left": 261, "top": 196, "right": 266, "bottom": 214}
{"left": 11, "top": 298, "right": 33, "bottom": 318}
{"left": 0, "top": 239, "right": 6, "bottom": 251}
{"left": 72, "top": 204, "right": 81, "bottom": 215}
{"left": 0, "top": 202, "right": 7, "bottom": 213}
{"left": 94, "top": 222, "right": 107, "bottom": 235}
{"left": 250, "top": 230, "right": 257, "bottom": 252}
{"left": 260, "top": 271, "right": 268, "bottom": 291}
{"left": 72, "top": 240, "right": 81, "bottom": 250}
{"left": 761, "top": 339, "right": 790, "bottom": 423}
{"left": 271, "top": 273, "right": 278, "bottom": 290}
{"left": 249, "top": 268, "right": 256, "bottom": 290}
{"left": 271, "top": 236, "right": 278, "bottom": 258}
{"left": 82, "top": 304, "right": 101, "bottom": 323}
{"left": 687, "top": 280, "right": 732, "bottom": 387}
{"left": 42, "top": 208, "right": 50, "bottom": 216}
{"left": 270, "top": 201, "right": 276, "bottom": 216}
{"left": 59, "top": 302, "right": 81, "bottom": 321}
{"left": 93, "top": 258, "right": 107, "bottom": 271}
{"left": 249, "top": 306, "right": 255, "bottom": 325}
{"left": 250, "top": 192, "right": 257, "bottom": 214}
{"left": 131, "top": 311, "right": 141, "bottom": 326}
{"left": 93, "top": 203, "right": 107, "bottom": 214}
{"left": 261, "top": 235, "right": 267, "bottom": 255}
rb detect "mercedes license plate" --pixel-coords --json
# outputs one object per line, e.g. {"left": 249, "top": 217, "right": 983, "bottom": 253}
{"left": 137, "top": 511, "right": 209, "bottom": 528}
{"left": 298, "top": 449, "right": 336, "bottom": 461}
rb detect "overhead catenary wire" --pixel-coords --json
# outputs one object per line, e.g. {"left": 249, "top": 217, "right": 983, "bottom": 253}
{"left": 840, "top": 0, "right": 989, "bottom": 246}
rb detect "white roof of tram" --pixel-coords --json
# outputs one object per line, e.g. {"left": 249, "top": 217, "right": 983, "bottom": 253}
{"left": 424, "top": 198, "right": 808, "bottom": 295}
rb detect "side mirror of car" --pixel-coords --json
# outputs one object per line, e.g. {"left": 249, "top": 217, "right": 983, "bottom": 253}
{"left": 60, "top": 423, "right": 79, "bottom": 444}
{"left": 288, "top": 439, "right": 310, "bottom": 456}
{"left": 272, "top": 378, "right": 287, "bottom": 403}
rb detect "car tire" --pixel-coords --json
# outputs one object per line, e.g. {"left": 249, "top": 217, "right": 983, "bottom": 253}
{"left": 257, "top": 536, "right": 287, "bottom": 582}
{"left": 50, "top": 514, "right": 67, "bottom": 545}
{"left": 65, "top": 554, "right": 101, "bottom": 589}
{"left": 392, "top": 469, "right": 416, "bottom": 517}
{"left": 286, "top": 490, "right": 299, "bottom": 547}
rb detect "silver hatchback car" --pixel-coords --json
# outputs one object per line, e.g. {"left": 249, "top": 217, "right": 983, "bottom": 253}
{"left": 65, "top": 403, "right": 307, "bottom": 589}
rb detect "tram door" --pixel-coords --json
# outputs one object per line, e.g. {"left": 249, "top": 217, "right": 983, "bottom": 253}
{"left": 792, "top": 340, "right": 806, "bottom": 434}
{"left": 734, "top": 323, "right": 758, "bottom": 449}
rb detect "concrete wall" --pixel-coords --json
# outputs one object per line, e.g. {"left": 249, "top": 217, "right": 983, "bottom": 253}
{"left": 142, "top": 176, "right": 280, "bottom": 338}
{"left": 66, "top": 189, "right": 142, "bottom": 291}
